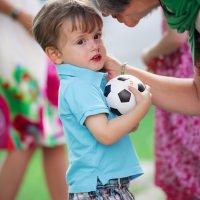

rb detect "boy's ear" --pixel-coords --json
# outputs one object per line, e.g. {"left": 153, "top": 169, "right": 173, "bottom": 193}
{"left": 45, "top": 46, "right": 63, "bottom": 64}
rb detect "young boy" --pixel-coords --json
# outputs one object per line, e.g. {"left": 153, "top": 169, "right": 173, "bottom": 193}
{"left": 33, "top": 0, "right": 152, "bottom": 199}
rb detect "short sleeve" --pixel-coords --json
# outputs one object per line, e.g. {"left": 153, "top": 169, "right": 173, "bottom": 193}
{"left": 64, "top": 80, "right": 109, "bottom": 125}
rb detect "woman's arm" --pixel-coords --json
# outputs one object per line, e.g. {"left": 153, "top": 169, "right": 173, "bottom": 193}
{"left": 104, "top": 56, "right": 200, "bottom": 115}
{"left": 85, "top": 86, "right": 152, "bottom": 145}
{"left": 142, "top": 24, "right": 188, "bottom": 65}
{"left": 128, "top": 66, "right": 199, "bottom": 115}
{"left": 0, "top": 0, "right": 33, "bottom": 34}
{"left": 0, "top": 0, "right": 17, "bottom": 15}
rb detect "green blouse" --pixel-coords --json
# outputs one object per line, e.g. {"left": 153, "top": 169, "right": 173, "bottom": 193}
{"left": 161, "top": 0, "right": 200, "bottom": 65}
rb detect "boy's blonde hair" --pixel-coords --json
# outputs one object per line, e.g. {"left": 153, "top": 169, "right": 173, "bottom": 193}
{"left": 33, "top": 0, "right": 103, "bottom": 50}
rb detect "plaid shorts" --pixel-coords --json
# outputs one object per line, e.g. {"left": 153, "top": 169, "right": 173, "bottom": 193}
{"left": 69, "top": 177, "right": 135, "bottom": 200}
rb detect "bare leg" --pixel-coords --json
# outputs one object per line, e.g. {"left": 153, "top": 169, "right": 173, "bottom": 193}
{"left": 42, "top": 145, "right": 68, "bottom": 200}
{"left": 0, "top": 149, "right": 35, "bottom": 200}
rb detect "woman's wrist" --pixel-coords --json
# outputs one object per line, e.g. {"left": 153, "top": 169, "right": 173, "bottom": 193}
{"left": 10, "top": 8, "right": 21, "bottom": 20}
{"left": 123, "top": 64, "right": 137, "bottom": 77}
{"left": 121, "top": 63, "right": 127, "bottom": 75}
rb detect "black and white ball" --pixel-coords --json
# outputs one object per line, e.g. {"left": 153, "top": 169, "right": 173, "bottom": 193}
{"left": 104, "top": 75, "right": 145, "bottom": 116}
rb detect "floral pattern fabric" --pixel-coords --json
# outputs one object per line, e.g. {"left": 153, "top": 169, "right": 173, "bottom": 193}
{"left": 0, "top": 60, "right": 65, "bottom": 150}
{"left": 149, "top": 17, "right": 200, "bottom": 199}
{"left": 0, "top": 0, "right": 65, "bottom": 150}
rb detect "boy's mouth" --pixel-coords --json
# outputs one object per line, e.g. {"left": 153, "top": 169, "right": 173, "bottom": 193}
{"left": 91, "top": 54, "right": 102, "bottom": 62}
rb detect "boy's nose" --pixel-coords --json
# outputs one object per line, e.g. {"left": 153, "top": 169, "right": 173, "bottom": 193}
{"left": 90, "top": 40, "right": 99, "bottom": 50}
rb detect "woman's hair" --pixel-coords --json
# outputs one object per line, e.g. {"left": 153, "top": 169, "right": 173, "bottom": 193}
{"left": 94, "top": 0, "right": 130, "bottom": 14}
{"left": 33, "top": 0, "right": 103, "bottom": 50}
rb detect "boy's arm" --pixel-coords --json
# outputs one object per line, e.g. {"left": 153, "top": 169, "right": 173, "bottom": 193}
{"left": 85, "top": 86, "right": 151, "bottom": 145}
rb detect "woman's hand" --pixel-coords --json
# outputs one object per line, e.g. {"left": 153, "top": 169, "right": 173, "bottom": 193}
{"left": 103, "top": 55, "right": 122, "bottom": 81}
{"left": 142, "top": 46, "right": 163, "bottom": 73}
{"left": 142, "top": 47, "right": 155, "bottom": 66}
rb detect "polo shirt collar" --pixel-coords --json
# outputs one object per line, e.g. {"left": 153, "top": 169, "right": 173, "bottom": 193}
{"left": 56, "top": 63, "right": 108, "bottom": 86}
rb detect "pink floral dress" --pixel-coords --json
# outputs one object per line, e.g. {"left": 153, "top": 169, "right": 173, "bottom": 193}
{"left": 148, "top": 17, "right": 200, "bottom": 199}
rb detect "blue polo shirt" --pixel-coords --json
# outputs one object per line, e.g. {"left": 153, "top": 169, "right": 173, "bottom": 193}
{"left": 56, "top": 64, "right": 143, "bottom": 193}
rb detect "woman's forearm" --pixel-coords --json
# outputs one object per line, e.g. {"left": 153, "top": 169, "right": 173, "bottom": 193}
{"left": 142, "top": 28, "right": 188, "bottom": 64}
{"left": 0, "top": 0, "right": 33, "bottom": 34}
{"left": 0, "top": 0, "right": 15, "bottom": 15}
{"left": 125, "top": 65, "right": 200, "bottom": 115}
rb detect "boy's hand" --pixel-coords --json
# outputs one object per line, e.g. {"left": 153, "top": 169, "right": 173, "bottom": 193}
{"left": 128, "top": 85, "right": 152, "bottom": 109}
{"left": 131, "top": 124, "right": 139, "bottom": 132}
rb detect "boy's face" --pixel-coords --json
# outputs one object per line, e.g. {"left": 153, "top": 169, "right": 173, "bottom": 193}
{"left": 56, "top": 20, "right": 107, "bottom": 71}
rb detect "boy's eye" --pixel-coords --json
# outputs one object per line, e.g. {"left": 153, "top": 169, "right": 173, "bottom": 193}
{"left": 94, "top": 33, "right": 101, "bottom": 40}
{"left": 77, "top": 39, "right": 84, "bottom": 45}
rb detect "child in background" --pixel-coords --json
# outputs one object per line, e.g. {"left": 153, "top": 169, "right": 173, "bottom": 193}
{"left": 33, "top": 0, "right": 152, "bottom": 199}
{"left": 0, "top": 0, "right": 68, "bottom": 199}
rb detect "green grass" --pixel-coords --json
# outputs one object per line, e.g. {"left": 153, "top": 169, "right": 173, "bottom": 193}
{"left": 0, "top": 150, "right": 50, "bottom": 200}
{"left": 17, "top": 150, "right": 51, "bottom": 200}
{"left": 0, "top": 106, "right": 155, "bottom": 200}
{"left": 131, "top": 105, "right": 155, "bottom": 160}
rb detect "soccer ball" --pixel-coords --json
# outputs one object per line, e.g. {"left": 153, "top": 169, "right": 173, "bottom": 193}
{"left": 104, "top": 75, "right": 145, "bottom": 116}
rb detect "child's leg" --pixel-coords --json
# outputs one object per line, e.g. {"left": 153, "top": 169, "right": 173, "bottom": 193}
{"left": 0, "top": 149, "right": 35, "bottom": 200}
{"left": 42, "top": 145, "right": 68, "bottom": 200}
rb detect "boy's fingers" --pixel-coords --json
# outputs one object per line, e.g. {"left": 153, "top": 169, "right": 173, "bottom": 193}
{"left": 128, "top": 84, "right": 150, "bottom": 94}
{"left": 145, "top": 85, "right": 150, "bottom": 92}
{"left": 128, "top": 86, "right": 140, "bottom": 95}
